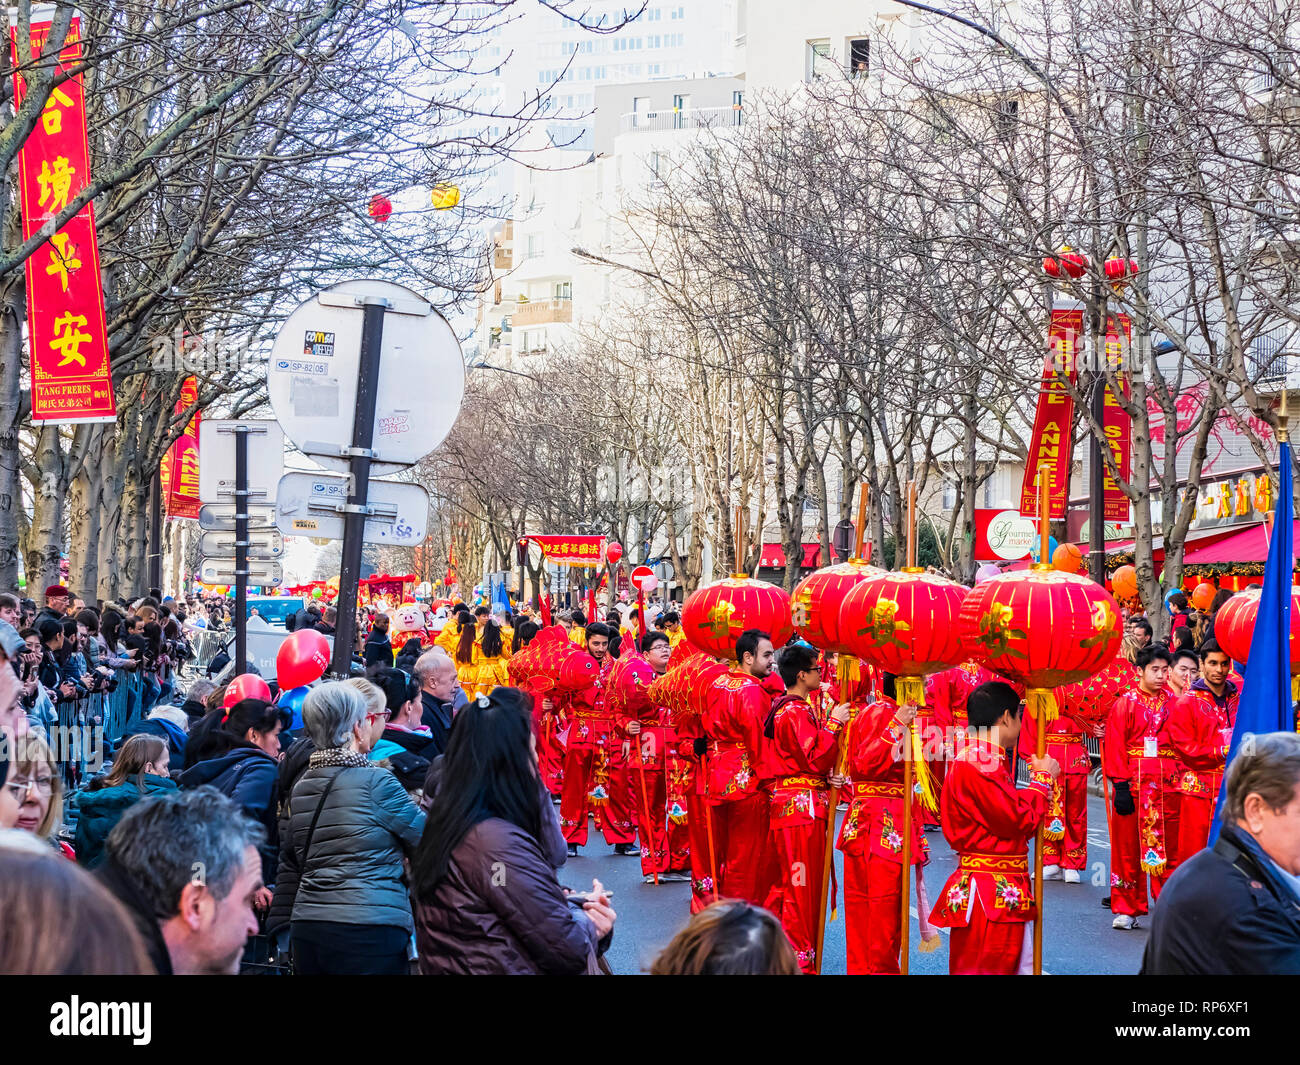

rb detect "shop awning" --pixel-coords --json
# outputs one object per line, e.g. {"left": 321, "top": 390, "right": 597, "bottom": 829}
{"left": 759, "top": 542, "right": 823, "bottom": 569}
{"left": 1182, "top": 520, "right": 1300, "bottom": 564}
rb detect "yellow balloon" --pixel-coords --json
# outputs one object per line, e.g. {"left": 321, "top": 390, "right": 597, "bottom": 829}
{"left": 431, "top": 183, "right": 460, "bottom": 210}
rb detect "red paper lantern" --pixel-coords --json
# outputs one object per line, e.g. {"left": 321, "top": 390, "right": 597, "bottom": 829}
{"left": 681, "top": 574, "right": 793, "bottom": 660}
{"left": 791, "top": 559, "right": 885, "bottom": 654}
{"left": 368, "top": 194, "right": 393, "bottom": 223}
{"left": 1213, "top": 586, "right": 1300, "bottom": 681}
{"left": 959, "top": 568, "right": 1123, "bottom": 720}
{"left": 606, "top": 542, "right": 624, "bottom": 565}
{"left": 1042, "top": 256, "right": 1062, "bottom": 278}
{"left": 837, "top": 570, "right": 968, "bottom": 703}
{"left": 1059, "top": 248, "right": 1088, "bottom": 279}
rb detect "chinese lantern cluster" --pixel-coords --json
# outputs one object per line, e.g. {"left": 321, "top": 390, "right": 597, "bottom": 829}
{"left": 791, "top": 558, "right": 883, "bottom": 690}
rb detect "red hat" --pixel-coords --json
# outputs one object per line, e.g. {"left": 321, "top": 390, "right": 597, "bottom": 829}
{"left": 44, "top": 585, "right": 70, "bottom": 599}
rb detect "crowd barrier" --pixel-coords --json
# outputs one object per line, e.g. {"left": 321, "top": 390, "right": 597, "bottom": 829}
{"left": 48, "top": 672, "right": 152, "bottom": 788}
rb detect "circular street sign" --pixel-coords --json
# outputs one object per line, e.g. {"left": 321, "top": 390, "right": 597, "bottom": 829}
{"left": 266, "top": 279, "right": 464, "bottom": 477}
{"left": 986, "top": 509, "right": 1037, "bottom": 561}
{"left": 630, "top": 565, "right": 654, "bottom": 590}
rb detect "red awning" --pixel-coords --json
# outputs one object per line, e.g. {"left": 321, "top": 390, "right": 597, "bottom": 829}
{"left": 1182, "top": 520, "right": 1300, "bottom": 564}
{"left": 759, "top": 542, "right": 823, "bottom": 569}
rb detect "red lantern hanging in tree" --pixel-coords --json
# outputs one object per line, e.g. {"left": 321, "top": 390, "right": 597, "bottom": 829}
{"left": 959, "top": 568, "right": 1123, "bottom": 722}
{"left": 1058, "top": 247, "right": 1088, "bottom": 279}
{"left": 1042, "top": 255, "right": 1062, "bottom": 278}
{"left": 681, "top": 574, "right": 793, "bottom": 660}
{"left": 368, "top": 194, "right": 393, "bottom": 223}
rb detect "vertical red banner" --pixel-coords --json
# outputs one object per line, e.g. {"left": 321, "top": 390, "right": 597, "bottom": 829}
{"left": 161, "top": 376, "right": 201, "bottom": 519}
{"left": 1102, "top": 313, "right": 1132, "bottom": 522}
{"left": 1020, "top": 307, "right": 1082, "bottom": 518}
{"left": 10, "top": 17, "right": 116, "bottom": 423}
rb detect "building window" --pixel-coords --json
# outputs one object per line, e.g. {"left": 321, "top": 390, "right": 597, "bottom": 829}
{"left": 996, "top": 97, "right": 1019, "bottom": 143}
{"left": 553, "top": 281, "right": 572, "bottom": 300}
{"left": 942, "top": 481, "right": 957, "bottom": 510}
{"left": 526, "top": 234, "right": 544, "bottom": 260}
{"left": 733, "top": 90, "right": 744, "bottom": 125}
{"left": 849, "top": 37, "right": 870, "bottom": 77}
{"left": 673, "top": 93, "right": 691, "bottom": 128}
{"left": 806, "top": 38, "right": 833, "bottom": 81}
{"left": 671, "top": 5, "right": 685, "bottom": 18}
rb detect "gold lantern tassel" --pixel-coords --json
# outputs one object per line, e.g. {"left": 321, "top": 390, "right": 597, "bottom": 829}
{"left": 1025, "top": 688, "right": 1059, "bottom": 724}
{"left": 897, "top": 675, "right": 939, "bottom": 814}
{"left": 1291, "top": 673, "right": 1300, "bottom": 705}
{"left": 836, "top": 652, "right": 861, "bottom": 693}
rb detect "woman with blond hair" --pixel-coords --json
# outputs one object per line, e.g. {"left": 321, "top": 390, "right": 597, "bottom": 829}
{"left": 9, "top": 734, "right": 68, "bottom": 857}
{"left": 74, "top": 734, "right": 176, "bottom": 868}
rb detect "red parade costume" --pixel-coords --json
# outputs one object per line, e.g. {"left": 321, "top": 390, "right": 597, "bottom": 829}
{"left": 532, "top": 699, "right": 565, "bottom": 797}
{"left": 1167, "top": 678, "right": 1238, "bottom": 860}
{"left": 928, "top": 736, "right": 1053, "bottom": 975}
{"left": 610, "top": 655, "right": 686, "bottom": 879}
{"left": 836, "top": 696, "right": 929, "bottom": 975}
{"left": 559, "top": 655, "right": 637, "bottom": 847}
{"left": 676, "top": 714, "right": 714, "bottom": 912}
{"left": 927, "top": 662, "right": 996, "bottom": 826}
{"left": 760, "top": 692, "right": 844, "bottom": 973}
{"left": 701, "top": 669, "right": 782, "bottom": 906}
{"left": 1103, "top": 686, "right": 1181, "bottom": 916}
{"left": 1016, "top": 711, "right": 1091, "bottom": 871}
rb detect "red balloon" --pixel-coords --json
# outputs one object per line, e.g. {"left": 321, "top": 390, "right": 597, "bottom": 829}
{"left": 276, "top": 628, "right": 331, "bottom": 689}
{"left": 605, "top": 542, "right": 624, "bottom": 565}
{"left": 223, "top": 672, "right": 272, "bottom": 708}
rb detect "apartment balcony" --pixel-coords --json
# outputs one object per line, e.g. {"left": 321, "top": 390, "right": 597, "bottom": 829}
{"left": 493, "top": 246, "right": 513, "bottom": 270}
{"left": 511, "top": 298, "right": 573, "bottom": 327}
{"left": 619, "top": 105, "right": 743, "bottom": 134}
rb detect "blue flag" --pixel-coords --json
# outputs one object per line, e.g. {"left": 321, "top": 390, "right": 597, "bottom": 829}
{"left": 1210, "top": 440, "right": 1294, "bottom": 842}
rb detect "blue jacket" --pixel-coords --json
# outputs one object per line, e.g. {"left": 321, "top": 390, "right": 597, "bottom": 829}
{"left": 121, "top": 717, "right": 189, "bottom": 772}
{"left": 1142, "top": 823, "right": 1300, "bottom": 974}
{"left": 178, "top": 746, "right": 279, "bottom": 881}
{"left": 74, "top": 775, "right": 177, "bottom": 869}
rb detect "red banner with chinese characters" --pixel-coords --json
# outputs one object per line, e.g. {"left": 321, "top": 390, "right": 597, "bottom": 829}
{"left": 11, "top": 17, "right": 115, "bottom": 423}
{"left": 1019, "top": 307, "right": 1082, "bottom": 518}
{"left": 160, "top": 376, "right": 201, "bottom": 519}
{"left": 1102, "top": 313, "right": 1132, "bottom": 522}
{"left": 528, "top": 534, "right": 606, "bottom": 566}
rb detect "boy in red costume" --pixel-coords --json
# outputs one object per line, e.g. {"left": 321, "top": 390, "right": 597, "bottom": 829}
{"left": 929, "top": 681, "right": 1059, "bottom": 974}
{"left": 761, "top": 642, "right": 849, "bottom": 972}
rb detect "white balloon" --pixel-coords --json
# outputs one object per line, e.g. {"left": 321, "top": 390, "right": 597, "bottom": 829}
{"left": 642, "top": 574, "right": 659, "bottom": 592}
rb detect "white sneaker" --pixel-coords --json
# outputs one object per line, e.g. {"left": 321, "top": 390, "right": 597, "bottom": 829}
{"left": 1112, "top": 914, "right": 1135, "bottom": 930}
{"left": 1042, "top": 864, "right": 1062, "bottom": 881}
{"left": 1063, "top": 868, "right": 1081, "bottom": 884}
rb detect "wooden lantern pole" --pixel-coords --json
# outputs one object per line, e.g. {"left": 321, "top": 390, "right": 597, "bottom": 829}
{"left": 1033, "top": 464, "right": 1051, "bottom": 976}
{"left": 815, "top": 481, "right": 869, "bottom": 973}
{"left": 733, "top": 503, "right": 745, "bottom": 576}
{"left": 898, "top": 479, "right": 918, "bottom": 975}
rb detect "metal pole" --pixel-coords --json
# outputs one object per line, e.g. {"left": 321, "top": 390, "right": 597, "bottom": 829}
{"left": 234, "top": 427, "right": 249, "bottom": 674}
{"left": 148, "top": 469, "right": 163, "bottom": 594}
{"left": 1088, "top": 374, "right": 1106, "bottom": 585}
{"left": 330, "top": 300, "right": 388, "bottom": 677}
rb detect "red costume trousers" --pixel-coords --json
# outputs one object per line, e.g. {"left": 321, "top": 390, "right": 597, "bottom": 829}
{"left": 1043, "top": 773, "right": 1088, "bottom": 870}
{"left": 533, "top": 710, "right": 564, "bottom": 797}
{"left": 631, "top": 765, "right": 669, "bottom": 877}
{"left": 770, "top": 821, "right": 827, "bottom": 975}
{"left": 1108, "top": 807, "right": 1174, "bottom": 916}
{"left": 559, "top": 745, "right": 637, "bottom": 847}
{"left": 947, "top": 902, "right": 1026, "bottom": 975}
{"left": 709, "top": 793, "right": 772, "bottom": 906}
{"left": 842, "top": 852, "right": 904, "bottom": 975}
{"left": 665, "top": 754, "right": 691, "bottom": 871}
{"left": 688, "top": 789, "right": 717, "bottom": 913}
{"left": 1177, "top": 794, "right": 1214, "bottom": 862}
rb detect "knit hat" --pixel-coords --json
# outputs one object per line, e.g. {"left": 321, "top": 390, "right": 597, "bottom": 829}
{"left": 43, "top": 585, "right": 70, "bottom": 599}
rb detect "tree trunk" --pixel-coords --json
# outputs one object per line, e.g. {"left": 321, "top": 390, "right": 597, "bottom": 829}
{"left": 25, "top": 425, "right": 66, "bottom": 597}
{"left": 0, "top": 273, "right": 23, "bottom": 591}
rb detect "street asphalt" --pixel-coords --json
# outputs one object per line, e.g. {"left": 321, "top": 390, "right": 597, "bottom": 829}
{"left": 558, "top": 792, "right": 1152, "bottom": 975}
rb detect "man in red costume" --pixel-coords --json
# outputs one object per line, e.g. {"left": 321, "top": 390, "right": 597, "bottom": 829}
{"left": 1103, "top": 645, "right": 1180, "bottom": 929}
{"left": 1016, "top": 697, "right": 1090, "bottom": 884}
{"left": 1166, "top": 641, "right": 1238, "bottom": 861}
{"left": 835, "top": 673, "right": 929, "bottom": 975}
{"left": 761, "top": 642, "right": 849, "bottom": 973}
{"left": 701, "top": 628, "right": 782, "bottom": 906}
{"left": 614, "top": 631, "right": 690, "bottom": 883}
{"left": 929, "top": 681, "right": 1059, "bottom": 974}
{"left": 558, "top": 622, "right": 637, "bottom": 856}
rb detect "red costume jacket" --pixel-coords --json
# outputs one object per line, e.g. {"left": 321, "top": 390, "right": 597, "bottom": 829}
{"left": 1102, "top": 686, "right": 1176, "bottom": 787}
{"left": 1167, "top": 679, "right": 1238, "bottom": 800}
{"left": 608, "top": 654, "right": 674, "bottom": 770}
{"left": 928, "top": 737, "right": 1053, "bottom": 926}
{"left": 760, "top": 693, "right": 842, "bottom": 828}
{"left": 701, "top": 670, "right": 781, "bottom": 802}
{"left": 1016, "top": 710, "right": 1092, "bottom": 776}
{"left": 562, "top": 653, "right": 615, "bottom": 750}
{"left": 836, "top": 697, "right": 928, "bottom": 865}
